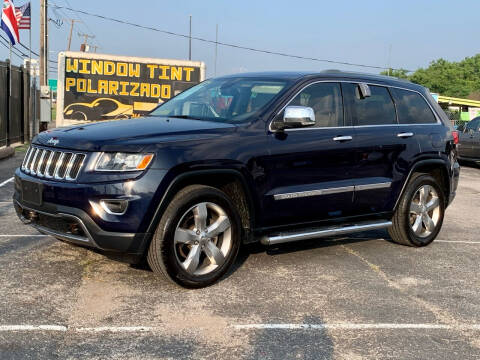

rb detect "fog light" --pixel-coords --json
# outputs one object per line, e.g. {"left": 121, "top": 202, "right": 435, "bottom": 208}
{"left": 28, "top": 210, "right": 38, "bottom": 221}
{"left": 100, "top": 200, "right": 128, "bottom": 215}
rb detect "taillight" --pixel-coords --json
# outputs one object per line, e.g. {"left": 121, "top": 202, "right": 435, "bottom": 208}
{"left": 452, "top": 130, "right": 459, "bottom": 145}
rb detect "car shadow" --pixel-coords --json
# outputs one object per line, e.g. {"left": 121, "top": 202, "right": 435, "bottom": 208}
{"left": 95, "top": 229, "right": 390, "bottom": 285}
{"left": 224, "top": 229, "right": 389, "bottom": 281}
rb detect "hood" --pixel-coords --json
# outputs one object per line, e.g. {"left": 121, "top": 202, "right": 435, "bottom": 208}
{"left": 33, "top": 116, "right": 237, "bottom": 152}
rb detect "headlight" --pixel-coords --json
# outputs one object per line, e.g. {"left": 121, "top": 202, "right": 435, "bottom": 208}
{"left": 95, "top": 152, "right": 154, "bottom": 171}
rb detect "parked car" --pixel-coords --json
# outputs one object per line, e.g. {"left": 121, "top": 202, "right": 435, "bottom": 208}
{"left": 14, "top": 71, "right": 460, "bottom": 288}
{"left": 458, "top": 117, "right": 480, "bottom": 163}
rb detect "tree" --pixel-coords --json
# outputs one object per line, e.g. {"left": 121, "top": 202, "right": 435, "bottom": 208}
{"left": 380, "top": 54, "right": 480, "bottom": 98}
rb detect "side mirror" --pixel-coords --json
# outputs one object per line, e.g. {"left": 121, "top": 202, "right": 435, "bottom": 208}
{"left": 277, "top": 106, "right": 315, "bottom": 130}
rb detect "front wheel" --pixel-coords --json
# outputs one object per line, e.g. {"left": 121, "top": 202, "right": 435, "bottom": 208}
{"left": 389, "top": 174, "right": 445, "bottom": 247}
{"left": 147, "top": 185, "right": 242, "bottom": 288}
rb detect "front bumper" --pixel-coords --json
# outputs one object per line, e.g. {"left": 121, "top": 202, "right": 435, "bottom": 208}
{"left": 12, "top": 167, "right": 168, "bottom": 255}
{"left": 13, "top": 198, "right": 149, "bottom": 254}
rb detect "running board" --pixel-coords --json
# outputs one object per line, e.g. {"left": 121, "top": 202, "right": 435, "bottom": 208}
{"left": 260, "top": 220, "right": 392, "bottom": 246}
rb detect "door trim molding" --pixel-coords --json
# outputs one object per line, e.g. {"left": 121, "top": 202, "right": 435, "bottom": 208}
{"left": 273, "top": 182, "right": 392, "bottom": 200}
{"left": 273, "top": 186, "right": 354, "bottom": 200}
{"left": 355, "top": 182, "right": 391, "bottom": 191}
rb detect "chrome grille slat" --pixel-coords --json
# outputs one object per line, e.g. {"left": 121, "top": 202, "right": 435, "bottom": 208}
{"left": 22, "top": 146, "right": 32, "bottom": 170}
{"left": 68, "top": 154, "right": 86, "bottom": 180}
{"left": 30, "top": 149, "right": 42, "bottom": 175}
{"left": 47, "top": 152, "right": 61, "bottom": 177}
{"left": 21, "top": 146, "right": 86, "bottom": 181}
{"left": 26, "top": 148, "right": 38, "bottom": 173}
{"left": 43, "top": 151, "right": 55, "bottom": 178}
{"left": 56, "top": 153, "right": 73, "bottom": 179}
{"left": 53, "top": 153, "right": 66, "bottom": 179}
{"left": 36, "top": 150, "right": 47, "bottom": 177}
{"left": 64, "top": 154, "right": 77, "bottom": 180}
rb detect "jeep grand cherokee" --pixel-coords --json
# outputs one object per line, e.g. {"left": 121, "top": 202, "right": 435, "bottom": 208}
{"left": 14, "top": 71, "right": 460, "bottom": 288}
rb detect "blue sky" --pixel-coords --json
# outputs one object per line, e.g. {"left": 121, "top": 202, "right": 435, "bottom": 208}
{"left": 1, "top": 0, "right": 479, "bottom": 79}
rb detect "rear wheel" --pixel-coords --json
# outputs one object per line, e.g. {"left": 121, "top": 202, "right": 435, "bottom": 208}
{"left": 147, "top": 185, "right": 242, "bottom": 288}
{"left": 389, "top": 174, "right": 445, "bottom": 247}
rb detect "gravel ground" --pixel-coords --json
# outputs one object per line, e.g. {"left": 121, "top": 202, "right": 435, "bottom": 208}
{"left": 0, "top": 150, "right": 479, "bottom": 359}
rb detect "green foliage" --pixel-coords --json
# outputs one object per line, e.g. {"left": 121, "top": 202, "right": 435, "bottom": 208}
{"left": 380, "top": 54, "right": 480, "bottom": 98}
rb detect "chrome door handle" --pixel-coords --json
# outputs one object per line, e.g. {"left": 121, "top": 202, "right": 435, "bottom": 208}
{"left": 333, "top": 136, "right": 353, "bottom": 142}
{"left": 397, "top": 132, "right": 414, "bottom": 138}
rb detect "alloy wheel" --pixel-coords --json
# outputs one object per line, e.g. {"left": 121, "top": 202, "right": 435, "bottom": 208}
{"left": 174, "top": 202, "right": 232, "bottom": 276}
{"left": 409, "top": 185, "right": 441, "bottom": 238}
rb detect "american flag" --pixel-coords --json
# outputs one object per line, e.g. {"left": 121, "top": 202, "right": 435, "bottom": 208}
{"left": 14, "top": 2, "right": 30, "bottom": 30}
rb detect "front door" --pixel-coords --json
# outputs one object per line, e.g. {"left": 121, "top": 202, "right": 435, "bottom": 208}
{"left": 262, "top": 81, "right": 357, "bottom": 228}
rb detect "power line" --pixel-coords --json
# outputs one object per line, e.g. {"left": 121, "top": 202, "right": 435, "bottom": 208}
{"left": 0, "top": 34, "right": 29, "bottom": 58}
{"left": 63, "top": 0, "right": 101, "bottom": 49}
{"left": 51, "top": 4, "right": 412, "bottom": 72}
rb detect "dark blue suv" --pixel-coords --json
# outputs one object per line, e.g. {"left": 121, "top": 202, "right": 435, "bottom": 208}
{"left": 14, "top": 71, "right": 460, "bottom": 287}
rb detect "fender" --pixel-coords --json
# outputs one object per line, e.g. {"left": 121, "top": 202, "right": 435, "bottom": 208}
{"left": 145, "top": 168, "right": 257, "bottom": 241}
{"left": 394, "top": 159, "right": 450, "bottom": 211}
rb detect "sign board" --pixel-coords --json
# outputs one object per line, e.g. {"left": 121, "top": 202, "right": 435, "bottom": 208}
{"left": 56, "top": 51, "right": 206, "bottom": 126}
{"left": 48, "top": 79, "right": 57, "bottom": 92}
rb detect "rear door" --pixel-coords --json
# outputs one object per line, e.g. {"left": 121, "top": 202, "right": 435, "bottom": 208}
{"left": 262, "top": 81, "right": 357, "bottom": 228}
{"left": 343, "top": 83, "right": 419, "bottom": 215}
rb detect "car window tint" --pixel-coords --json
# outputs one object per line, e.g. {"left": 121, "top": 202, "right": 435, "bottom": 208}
{"left": 289, "top": 82, "right": 343, "bottom": 127}
{"left": 465, "top": 119, "right": 480, "bottom": 132}
{"left": 343, "top": 83, "right": 397, "bottom": 126}
{"left": 391, "top": 88, "right": 437, "bottom": 124}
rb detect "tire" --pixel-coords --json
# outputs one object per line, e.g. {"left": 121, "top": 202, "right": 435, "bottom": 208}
{"left": 147, "top": 185, "right": 242, "bottom": 288}
{"left": 389, "top": 173, "right": 445, "bottom": 247}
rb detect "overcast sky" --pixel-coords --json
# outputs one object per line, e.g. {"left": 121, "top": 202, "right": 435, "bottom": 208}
{"left": 1, "top": 0, "right": 479, "bottom": 79}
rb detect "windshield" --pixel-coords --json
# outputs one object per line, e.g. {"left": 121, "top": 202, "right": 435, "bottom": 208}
{"left": 150, "top": 77, "right": 289, "bottom": 123}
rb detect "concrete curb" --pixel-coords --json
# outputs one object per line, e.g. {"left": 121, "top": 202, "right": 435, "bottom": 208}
{"left": 0, "top": 147, "right": 15, "bottom": 160}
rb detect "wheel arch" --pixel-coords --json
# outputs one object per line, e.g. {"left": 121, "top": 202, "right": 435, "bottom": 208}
{"left": 145, "top": 169, "right": 258, "bottom": 246}
{"left": 394, "top": 159, "right": 450, "bottom": 211}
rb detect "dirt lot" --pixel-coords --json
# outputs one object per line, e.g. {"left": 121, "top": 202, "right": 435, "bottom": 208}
{"left": 1, "top": 149, "right": 479, "bottom": 359}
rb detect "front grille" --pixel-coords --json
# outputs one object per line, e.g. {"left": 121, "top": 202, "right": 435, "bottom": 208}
{"left": 21, "top": 146, "right": 86, "bottom": 181}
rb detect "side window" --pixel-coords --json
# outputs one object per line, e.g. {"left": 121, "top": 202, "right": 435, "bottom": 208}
{"left": 343, "top": 83, "right": 397, "bottom": 126}
{"left": 391, "top": 88, "right": 437, "bottom": 124}
{"left": 465, "top": 119, "right": 480, "bottom": 133}
{"left": 288, "top": 82, "right": 344, "bottom": 127}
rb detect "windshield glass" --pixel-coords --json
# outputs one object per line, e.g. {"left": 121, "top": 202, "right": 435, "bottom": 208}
{"left": 150, "top": 77, "right": 289, "bottom": 123}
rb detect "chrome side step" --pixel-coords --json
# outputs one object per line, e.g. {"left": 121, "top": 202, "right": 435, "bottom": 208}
{"left": 260, "top": 220, "right": 392, "bottom": 246}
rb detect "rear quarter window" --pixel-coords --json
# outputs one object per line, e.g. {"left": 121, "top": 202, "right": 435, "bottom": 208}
{"left": 391, "top": 88, "right": 437, "bottom": 124}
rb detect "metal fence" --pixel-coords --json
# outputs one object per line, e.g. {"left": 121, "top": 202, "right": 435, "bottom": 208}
{"left": 0, "top": 60, "right": 31, "bottom": 147}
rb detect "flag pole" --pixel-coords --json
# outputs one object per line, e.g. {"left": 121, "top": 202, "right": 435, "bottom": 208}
{"left": 29, "top": 9, "right": 32, "bottom": 139}
{"left": 7, "top": 42, "right": 12, "bottom": 146}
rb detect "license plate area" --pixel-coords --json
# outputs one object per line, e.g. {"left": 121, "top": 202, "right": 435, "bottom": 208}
{"left": 21, "top": 180, "right": 43, "bottom": 206}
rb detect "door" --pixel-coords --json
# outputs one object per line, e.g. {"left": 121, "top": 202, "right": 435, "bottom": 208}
{"left": 342, "top": 83, "right": 420, "bottom": 215}
{"left": 262, "top": 82, "right": 357, "bottom": 228}
{"left": 473, "top": 122, "right": 480, "bottom": 159}
{"left": 459, "top": 118, "right": 480, "bottom": 158}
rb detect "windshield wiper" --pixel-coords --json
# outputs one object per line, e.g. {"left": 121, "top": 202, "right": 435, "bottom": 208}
{"left": 166, "top": 115, "right": 201, "bottom": 120}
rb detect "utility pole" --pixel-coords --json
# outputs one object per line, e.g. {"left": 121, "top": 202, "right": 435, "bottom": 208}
{"left": 39, "top": 0, "right": 49, "bottom": 131}
{"left": 92, "top": 45, "right": 100, "bottom": 53}
{"left": 78, "top": 32, "right": 95, "bottom": 52}
{"left": 67, "top": 19, "right": 80, "bottom": 51}
{"left": 40, "top": 0, "right": 48, "bottom": 87}
{"left": 188, "top": 15, "right": 192, "bottom": 60}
